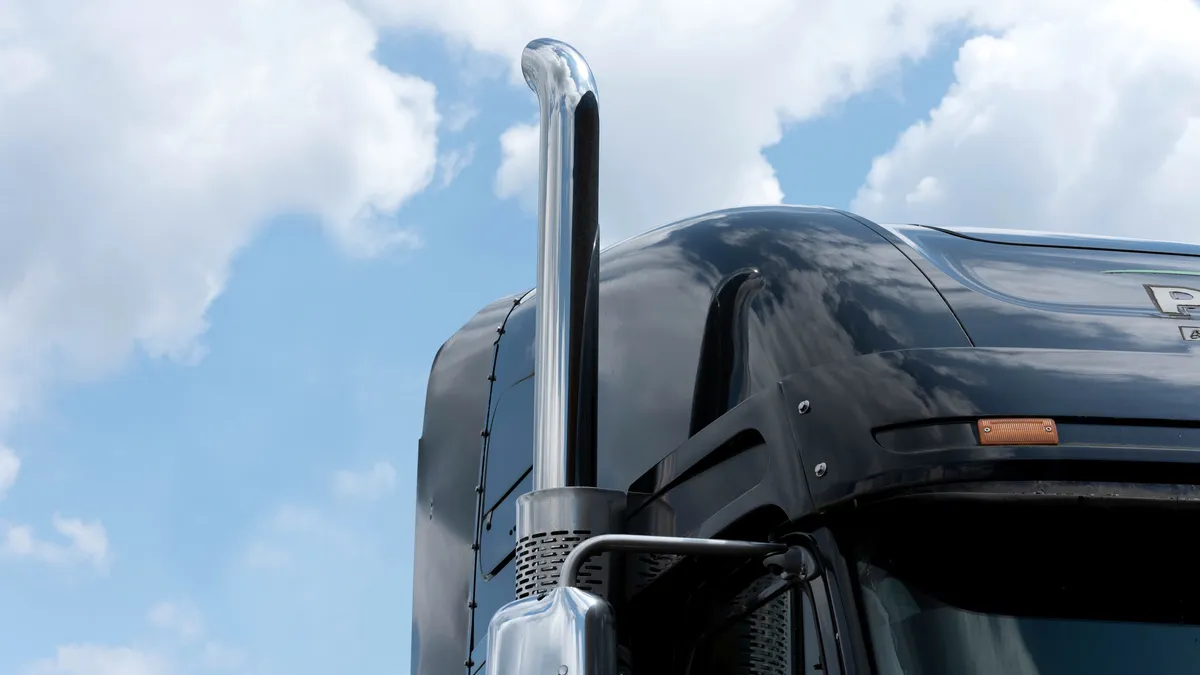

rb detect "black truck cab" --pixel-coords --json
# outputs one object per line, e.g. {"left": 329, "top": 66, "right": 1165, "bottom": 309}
{"left": 410, "top": 39, "right": 1200, "bottom": 675}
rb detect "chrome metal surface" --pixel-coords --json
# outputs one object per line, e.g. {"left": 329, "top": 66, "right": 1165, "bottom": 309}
{"left": 559, "top": 534, "right": 787, "bottom": 589}
{"left": 515, "top": 487, "right": 626, "bottom": 599}
{"left": 522, "top": 38, "right": 601, "bottom": 491}
{"left": 1146, "top": 284, "right": 1200, "bottom": 318}
{"left": 487, "top": 586, "right": 617, "bottom": 675}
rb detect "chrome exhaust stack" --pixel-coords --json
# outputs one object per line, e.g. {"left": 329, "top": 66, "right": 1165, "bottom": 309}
{"left": 488, "top": 36, "right": 627, "bottom": 675}
{"left": 509, "top": 38, "right": 627, "bottom": 604}
{"left": 524, "top": 37, "right": 601, "bottom": 492}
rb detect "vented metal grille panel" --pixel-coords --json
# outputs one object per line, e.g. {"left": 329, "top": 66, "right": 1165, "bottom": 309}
{"left": 515, "top": 529, "right": 613, "bottom": 599}
{"left": 512, "top": 487, "right": 625, "bottom": 600}
{"left": 731, "top": 576, "right": 793, "bottom": 675}
{"left": 628, "top": 551, "right": 680, "bottom": 594}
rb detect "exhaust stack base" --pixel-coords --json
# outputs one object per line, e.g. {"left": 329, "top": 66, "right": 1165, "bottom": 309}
{"left": 514, "top": 487, "right": 627, "bottom": 600}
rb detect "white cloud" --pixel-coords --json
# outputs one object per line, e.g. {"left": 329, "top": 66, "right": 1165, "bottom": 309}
{"left": 853, "top": 0, "right": 1200, "bottom": 243}
{"left": 0, "top": 443, "right": 19, "bottom": 498}
{"left": 148, "top": 602, "right": 205, "bottom": 643}
{"left": 356, "top": 0, "right": 1200, "bottom": 247}
{"left": 437, "top": 144, "right": 477, "bottom": 187}
{"left": 24, "top": 644, "right": 169, "bottom": 675}
{"left": 28, "top": 602, "right": 245, "bottom": 675}
{"left": 355, "top": 0, "right": 1031, "bottom": 244}
{"left": 1, "top": 514, "right": 109, "bottom": 569}
{"left": 0, "top": 0, "right": 439, "bottom": 426}
{"left": 332, "top": 461, "right": 397, "bottom": 501}
{"left": 494, "top": 122, "right": 540, "bottom": 211}
{"left": 443, "top": 101, "right": 479, "bottom": 133}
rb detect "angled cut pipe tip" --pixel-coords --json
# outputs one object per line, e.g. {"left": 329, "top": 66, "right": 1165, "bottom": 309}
{"left": 521, "top": 38, "right": 601, "bottom": 491}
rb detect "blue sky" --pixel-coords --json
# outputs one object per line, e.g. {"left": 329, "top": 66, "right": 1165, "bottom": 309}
{"left": 3, "top": 3, "right": 1199, "bottom": 675}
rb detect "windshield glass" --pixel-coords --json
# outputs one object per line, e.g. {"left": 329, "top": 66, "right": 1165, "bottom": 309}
{"left": 845, "top": 500, "right": 1200, "bottom": 674}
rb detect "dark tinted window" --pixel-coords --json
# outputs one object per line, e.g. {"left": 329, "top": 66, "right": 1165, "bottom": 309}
{"left": 845, "top": 502, "right": 1200, "bottom": 675}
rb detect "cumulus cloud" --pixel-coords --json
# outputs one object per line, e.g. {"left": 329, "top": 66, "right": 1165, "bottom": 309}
{"left": 356, "top": 0, "right": 1049, "bottom": 243}
{"left": 356, "top": 0, "right": 1200, "bottom": 247}
{"left": 494, "top": 122, "right": 540, "bottom": 211}
{"left": 29, "top": 602, "right": 245, "bottom": 675}
{"left": 853, "top": 0, "right": 1200, "bottom": 243}
{"left": 24, "top": 645, "right": 170, "bottom": 675}
{"left": 332, "top": 461, "right": 397, "bottom": 501}
{"left": 1, "top": 515, "right": 109, "bottom": 569}
{"left": 0, "top": 0, "right": 440, "bottom": 425}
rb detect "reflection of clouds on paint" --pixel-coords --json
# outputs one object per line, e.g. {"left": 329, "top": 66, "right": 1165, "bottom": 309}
{"left": 589, "top": 207, "right": 977, "bottom": 484}
{"left": 891, "top": 224, "right": 1200, "bottom": 350}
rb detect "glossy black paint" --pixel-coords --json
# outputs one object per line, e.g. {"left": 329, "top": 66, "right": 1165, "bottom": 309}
{"left": 411, "top": 204, "right": 1200, "bottom": 675}
{"left": 410, "top": 293, "right": 522, "bottom": 675}
{"left": 881, "top": 223, "right": 1200, "bottom": 351}
{"left": 779, "top": 347, "right": 1200, "bottom": 510}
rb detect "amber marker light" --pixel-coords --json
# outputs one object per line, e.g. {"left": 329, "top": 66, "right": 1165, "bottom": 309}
{"left": 978, "top": 418, "right": 1059, "bottom": 446}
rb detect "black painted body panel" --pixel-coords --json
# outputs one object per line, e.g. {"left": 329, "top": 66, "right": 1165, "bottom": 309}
{"left": 410, "top": 293, "right": 522, "bottom": 675}
{"left": 412, "top": 205, "right": 1200, "bottom": 675}
{"left": 882, "top": 223, "right": 1200, "bottom": 351}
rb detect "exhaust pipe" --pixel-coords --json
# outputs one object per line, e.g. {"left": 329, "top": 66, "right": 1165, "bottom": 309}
{"left": 523, "top": 38, "right": 601, "bottom": 491}
{"left": 511, "top": 39, "right": 625, "bottom": 603}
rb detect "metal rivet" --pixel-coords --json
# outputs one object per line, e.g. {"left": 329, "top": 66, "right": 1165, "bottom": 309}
{"left": 559, "top": 667, "right": 569, "bottom": 675}
{"left": 814, "top": 462, "right": 827, "bottom": 478}
{"left": 797, "top": 400, "right": 811, "bottom": 415}
{"left": 1045, "top": 426, "right": 1053, "bottom": 432}
{"left": 983, "top": 426, "right": 992, "bottom": 433}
